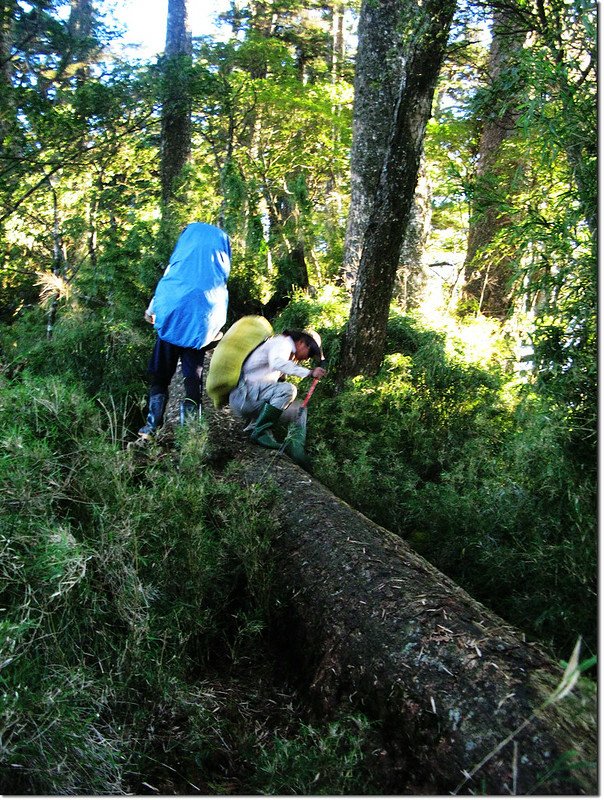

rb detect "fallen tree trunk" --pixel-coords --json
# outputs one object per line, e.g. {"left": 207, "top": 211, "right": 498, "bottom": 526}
{"left": 204, "top": 404, "right": 597, "bottom": 795}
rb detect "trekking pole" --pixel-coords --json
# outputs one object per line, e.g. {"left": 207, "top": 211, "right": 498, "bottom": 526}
{"left": 301, "top": 357, "right": 325, "bottom": 410}
{"left": 301, "top": 376, "right": 320, "bottom": 408}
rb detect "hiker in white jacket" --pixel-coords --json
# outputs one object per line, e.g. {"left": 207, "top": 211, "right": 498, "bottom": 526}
{"left": 229, "top": 330, "right": 326, "bottom": 463}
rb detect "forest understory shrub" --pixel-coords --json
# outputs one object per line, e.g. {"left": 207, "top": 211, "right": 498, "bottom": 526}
{"left": 0, "top": 370, "right": 378, "bottom": 794}
{"left": 0, "top": 292, "right": 595, "bottom": 792}
{"left": 0, "top": 307, "right": 150, "bottom": 409}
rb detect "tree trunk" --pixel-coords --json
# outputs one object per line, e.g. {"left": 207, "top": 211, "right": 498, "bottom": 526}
{"left": 0, "top": 0, "right": 15, "bottom": 150}
{"left": 340, "top": 0, "right": 456, "bottom": 379}
{"left": 160, "top": 0, "right": 192, "bottom": 209}
{"left": 248, "top": 0, "right": 276, "bottom": 78}
{"left": 536, "top": 0, "right": 596, "bottom": 243}
{"left": 66, "top": 0, "right": 96, "bottom": 84}
{"left": 462, "top": 10, "right": 525, "bottom": 319}
{"left": 46, "top": 177, "right": 67, "bottom": 340}
{"left": 395, "top": 156, "right": 431, "bottom": 311}
{"left": 262, "top": 182, "right": 310, "bottom": 318}
{"left": 199, "top": 396, "right": 597, "bottom": 795}
{"left": 341, "top": 0, "right": 407, "bottom": 289}
{"left": 330, "top": 1, "right": 345, "bottom": 84}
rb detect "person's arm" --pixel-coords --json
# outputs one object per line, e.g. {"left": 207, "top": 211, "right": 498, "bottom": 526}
{"left": 144, "top": 297, "right": 155, "bottom": 324}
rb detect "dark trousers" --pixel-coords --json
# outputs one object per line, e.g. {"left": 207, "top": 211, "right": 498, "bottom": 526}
{"left": 147, "top": 337, "right": 207, "bottom": 404}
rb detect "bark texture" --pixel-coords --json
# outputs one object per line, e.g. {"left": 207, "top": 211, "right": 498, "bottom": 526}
{"left": 160, "top": 0, "right": 192, "bottom": 207}
{"left": 202, "top": 401, "right": 597, "bottom": 795}
{"left": 342, "top": 0, "right": 407, "bottom": 287}
{"left": 462, "top": 10, "right": 525, "bottom": 319}
{"left": 340, "top": 0, "right": 456, "bottom": 378}
{"left": 395, "top": 157, "right": 431, "bottom": 310}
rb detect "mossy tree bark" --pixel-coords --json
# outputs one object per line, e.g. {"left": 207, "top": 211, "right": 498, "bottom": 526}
{"left": 341, "top": 0, "right": 408, "bottom": 289}
{"left": 395, "top": 157, "right": 431, "bottom": 311}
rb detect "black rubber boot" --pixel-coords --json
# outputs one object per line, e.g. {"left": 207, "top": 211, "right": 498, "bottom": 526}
{"left": 250, "top": 403, "right": 283, "bottom": 450}
{"left": 138, "top": 393, "right": 167, "bottom": 439}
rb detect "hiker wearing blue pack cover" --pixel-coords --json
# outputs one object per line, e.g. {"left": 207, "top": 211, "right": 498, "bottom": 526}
{"left": 138, "top": 222, "right": 231, "bottom": 439}
{"left": 229, "top": 329, "right": 326, "bottom": 464}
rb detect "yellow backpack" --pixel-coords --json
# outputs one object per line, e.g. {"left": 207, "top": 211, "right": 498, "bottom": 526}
{"left": 206, "top": 316, "right": 273, "bottom": 408}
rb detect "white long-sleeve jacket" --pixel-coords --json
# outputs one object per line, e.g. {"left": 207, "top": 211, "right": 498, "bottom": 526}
{"left": 242, "top": 335, "right": 312, "bottom": 384}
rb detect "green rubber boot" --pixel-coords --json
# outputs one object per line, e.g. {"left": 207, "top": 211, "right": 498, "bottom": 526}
{"left": 250, "top": 403, "right": 282, "bottom": 450}
{"left": 285, "top": 418, "right": 310, "bottom": 468}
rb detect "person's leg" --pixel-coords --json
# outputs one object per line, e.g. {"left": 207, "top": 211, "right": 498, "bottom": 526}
{"left": 280, "top": 402, "right": 309, "bottom": 466}
{"left": 180, "top": 347, "right": 206, "bottom": 424}
{"left": 248, "top": 383, "right": 297, "bottom": 449}
{"left": 253, "top": 382, "right": 297, "bottom": 413}
{"left": 138, "top": 338, "right": 179, "bottom": 437}
{"left": 230, "top": 380, "right": 296, "bottom": 418}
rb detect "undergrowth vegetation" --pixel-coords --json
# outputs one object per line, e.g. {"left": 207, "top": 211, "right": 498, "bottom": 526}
{"left": 276, "top": 292, "right": 597, "bottom": 662}
{"left": 0, "top": 290, "right": 596, "bottom": 793}
{"left": 0, "top": 338, "right": 378, "bottom": 794}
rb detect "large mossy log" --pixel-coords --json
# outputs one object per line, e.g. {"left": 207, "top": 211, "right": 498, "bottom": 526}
{"left": 204, "top": 402, "right": 597, "bottom": 795}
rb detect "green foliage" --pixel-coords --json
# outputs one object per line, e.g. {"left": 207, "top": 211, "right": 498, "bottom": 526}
{"left": 249, "top": 716, "right": 377, "bottom": 794}
{"left": 407, "top": 3, "right": 596, "bottom": 664}
{"left": 273, "top": 285, "right": 350, "bottom": 369}
{"left": 0, "top": 364, "right": 386, "bottom": 794}
{"left": 0, "top": 372, "right": 282, "bottom": 794}
{"left": 0, "top": 307, "right": 150, "bottom": 404}
{"left": 191, "top": 34, "right": 353, "bottom": 306}
{"left": 0, "top": 0, "right": 597, "bottom": 791}
{"left": 305, "top": 306, "right": 596, "bottom": 661}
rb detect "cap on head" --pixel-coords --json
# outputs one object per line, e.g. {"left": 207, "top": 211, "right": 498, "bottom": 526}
{"left": 284, "top": 328, "right": 325, "bottom": 362}
{"left": 305, "top": 329, "right": 323, "bottom": 362}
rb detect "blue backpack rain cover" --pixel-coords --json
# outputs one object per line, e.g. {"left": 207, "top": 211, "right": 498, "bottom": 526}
{"left": 152, "top": 222, "right": 231, "bottom": 349}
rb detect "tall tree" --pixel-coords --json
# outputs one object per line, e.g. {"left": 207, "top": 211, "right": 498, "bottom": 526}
{"left": 0, "top": 0, "right": 16, "bottom": 150}
{"left": 340, "top": 0, "right": 457, "bottom": 379}
{"left": 498, "top": 0, "right": 596, "bottom": 469}
{"left": 0, "top": 0, "right": 115, "bottom": 320}
{"left": 394, "top": 158, "right": 431, "bottom": 311}
{"left": 160, "top": 0, "right": 192, "bottom": 212}
{"left": 462, "top": 8, "right": 525, "bottom": 319}
{"left": 531, "top": 0, "right": 596, "bottom": 241}
{"left": 61, "top": 0, "right": 99, "bottom": 84}
{"left": 341, "top": 0, "right": 407, "bottom": 288}
{"left": 330, "top": 0, "right": 346, "bottom": 84}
